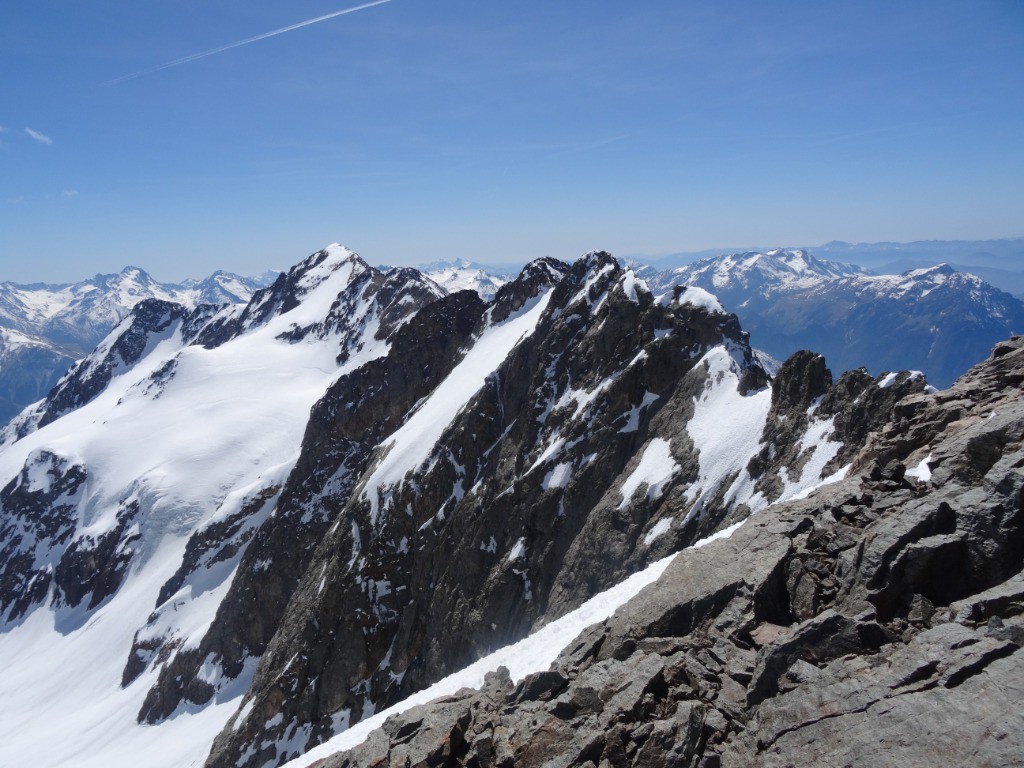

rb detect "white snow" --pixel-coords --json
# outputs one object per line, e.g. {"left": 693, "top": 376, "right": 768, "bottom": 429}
{"left": 507, "top": 537, "right": 526, "bottom": 562}
{"left": 618, "top": 391, "right": 659, "bottom": 434}
{"left": 878, "top": 371, "right": 898, "bottom": 388}
{"left": 780, "top": 416, "right": 843, "bottom": 499}
{"left": 542, "top": 462, "right": 573, "bottom": 490}
{"left": 683, "top": 345, "right": 772, "bottom": 515}
{"left": 362, "top": 288, "right": 553, "bottom": 523}
{"left": 906, "top": 453, "right": 933, "bottom": 483}
{"left": 0, "top": 246, "right": 407, "bottom": 768}
{"left": 422, "top": 265, "right": 509, "bottom": 302}
{"left": 0, "top": 546, "right": 248, "bottom": 768}
{"left": 676, "top": 286, "right": 725, "bottom": 314}
{"left": 619, "top": 271, "right": 649, "bottom": 303}
{"left": 619, "top": 438, "right": 679, "bottom": 508}
{"left": 643, "top": 517, "right": 672, "bottom": 546}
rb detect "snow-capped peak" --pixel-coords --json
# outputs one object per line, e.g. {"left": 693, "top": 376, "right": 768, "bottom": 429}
{"left": 418, "top": 259, "right": 511, "bottom": 301}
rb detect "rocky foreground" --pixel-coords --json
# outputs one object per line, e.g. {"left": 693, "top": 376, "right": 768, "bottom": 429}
{"left": 314, "top": 337, "right": 1024, "bottom": 767}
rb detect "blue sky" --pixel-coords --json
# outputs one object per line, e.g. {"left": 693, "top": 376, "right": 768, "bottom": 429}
{"left": 2, "top": 0, "right": 1022, "bottom": 282}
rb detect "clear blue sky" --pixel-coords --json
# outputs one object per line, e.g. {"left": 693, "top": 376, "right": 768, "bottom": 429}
{"left": 2, "top": 0, "right": 1022, "bottom": 282}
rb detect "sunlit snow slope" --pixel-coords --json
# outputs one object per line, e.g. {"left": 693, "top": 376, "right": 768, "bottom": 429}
{"left": 0, "top": 245, "right": 437, "bottom": 768}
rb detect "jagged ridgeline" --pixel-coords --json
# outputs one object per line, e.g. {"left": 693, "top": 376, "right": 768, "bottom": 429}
{"left": 309, "top": 336, "right": 1024, "bottom": 768}
{"left": 0, "top": 245, "right": 954, "bottom": 768}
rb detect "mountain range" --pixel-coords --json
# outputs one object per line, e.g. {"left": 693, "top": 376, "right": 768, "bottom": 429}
{"left": 415, "top": 259, "right": 511, "bottom": 301}
{"left": 0, "top": 267, "right": 273, "bottom": 423}
{"left": 2, "top": 243, "right": 1019, "bottom": 766}
{"left": 635, "top": 249, "right": 1024, "bottom": 388}
{"left": 2, "top": 245, "right": 1019, "bottom": 431}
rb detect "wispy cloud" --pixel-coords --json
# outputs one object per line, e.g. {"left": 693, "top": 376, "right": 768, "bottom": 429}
{"left": 0, "top": 126, "right": 7, "bottom": 133}
{"left": 63, "top": 189, "right": 79, "bottom": 198}
{"left": 25, "top": 127, "right": 53, "bottom": 145}
{"left": 104, "top": 0, "right": 394, "bottom": 86}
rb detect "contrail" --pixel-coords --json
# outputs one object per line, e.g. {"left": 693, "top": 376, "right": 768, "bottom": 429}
{"left": 103, "top": 0, "right": 393, "bottom": 85}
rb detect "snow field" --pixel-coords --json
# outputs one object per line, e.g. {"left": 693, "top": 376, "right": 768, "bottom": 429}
{"left": 683, "top": 345, "right": 771, "bottom": 515}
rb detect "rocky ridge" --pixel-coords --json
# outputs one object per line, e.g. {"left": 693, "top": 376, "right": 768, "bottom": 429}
{"left": 0, "top": 244, "right": 970, "bottom": 768}
{"left": 198, "top": 255, "right": 925, "bottom": 768}
{"left": 310, "top": 336, "right": 1024, "bottom": 768}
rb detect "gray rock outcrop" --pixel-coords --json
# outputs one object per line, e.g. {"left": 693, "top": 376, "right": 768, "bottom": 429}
{"left": 312, "top": 335, "right": 1024, "bottom": 768}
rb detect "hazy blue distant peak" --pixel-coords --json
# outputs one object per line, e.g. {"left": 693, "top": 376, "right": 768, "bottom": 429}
{"left": 625, "top": 238, "right": 1024, "bottom": 274}
{"left": 413, "top": 258, "right": 513, "bottom": 275}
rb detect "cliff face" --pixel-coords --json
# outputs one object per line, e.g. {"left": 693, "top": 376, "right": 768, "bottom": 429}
{"left": 312, "top": 336, "right": 1024, "bottom": 768}
{"left": 203, "top": 255, "right": 926, "bottom": 768}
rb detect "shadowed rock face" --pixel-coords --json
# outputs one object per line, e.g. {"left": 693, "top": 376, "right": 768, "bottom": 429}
{"left": 201, "top": 256, "right": 927, "bottom": 768}
{"left": 310, "top": 336, "right": 1024, "bottom": 768}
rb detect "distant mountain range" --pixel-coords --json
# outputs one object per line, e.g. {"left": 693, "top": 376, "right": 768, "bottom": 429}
{"left": 634, "top": 249, "right": 1024, "bottom": 388}
{"left": 626, "top": 238, "right": 1024, "bottom": 299}
{"left": 1, "top": 240, "right": 1020, "bottom": 427}
{"left": 409, "top": 259, "right": 512, "bottom": 301}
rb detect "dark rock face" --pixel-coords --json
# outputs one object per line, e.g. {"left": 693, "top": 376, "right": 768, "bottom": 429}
{"left": 0, "top": 450, "right": 87, "bottom": 622}
{"left": 748, "top": 354, "right": 928, "bottom": 506}
{"left": 312, "top": 336, "right": 1024, "bottom": 768}
{"left": 0, "top": 449, "right": 145, "bottom": 626}
{"left": 202, "top": 255, "right": 922, "bottom": 768}
{"left": 200, "top": 254, "right": 704, "bottom": 766}
{"left": 53, "top": 500, "right": 140, "bottom": 611}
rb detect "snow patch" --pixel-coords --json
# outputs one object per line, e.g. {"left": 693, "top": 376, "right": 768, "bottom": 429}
{"left": 683, "top": 345, "right": 771, "bottom": 516}
{"left": 906, "top": 454, "right": 933, "bottom": 483}
{"left": 542, "top": 462, "right": 573, "bottom": 490}
{"left": 677, "top": 286, "right": 725, "bottom": 314}
{"left": 619, "top": 438, "right": 679, "bottom": 508}
{"left": 643, "top": 517, "right": 672, "bottom": 546}
{"left": 506, "top": 537, "right": 526, "bottom": 562}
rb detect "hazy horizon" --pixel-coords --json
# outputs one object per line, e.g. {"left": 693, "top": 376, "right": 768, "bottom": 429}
{"left": 1, "top": 235, "right": 1022, "bottom": 287}
{"left": 3, "top": 1, "right": 1022, "bottom": 283}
